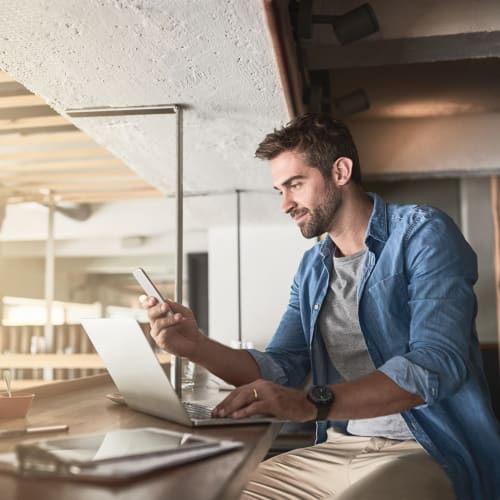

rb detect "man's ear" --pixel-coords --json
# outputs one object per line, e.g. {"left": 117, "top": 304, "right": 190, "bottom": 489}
{"left": 331, "top": 157, "right": 353, "bottom": 186}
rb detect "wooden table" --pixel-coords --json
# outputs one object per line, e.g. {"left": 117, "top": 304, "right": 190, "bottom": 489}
{"left": 0, "top": 374, "right": 280, "bottom": 500}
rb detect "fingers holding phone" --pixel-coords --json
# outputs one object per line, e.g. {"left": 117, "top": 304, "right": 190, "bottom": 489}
{"left": 134, "top": 268, "right": 203, "bottom": 359}
{"left": 149, "top": 312, "right": 203, "bottom": 360}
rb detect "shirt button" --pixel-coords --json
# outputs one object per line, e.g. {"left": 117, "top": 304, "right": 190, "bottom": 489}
{"left": 314, "top": 304, "right": 320, "bottom": 310}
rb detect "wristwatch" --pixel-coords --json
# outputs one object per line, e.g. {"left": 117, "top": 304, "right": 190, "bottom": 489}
{"left": 307, "top": 385, "right": 334, "bottom": 421}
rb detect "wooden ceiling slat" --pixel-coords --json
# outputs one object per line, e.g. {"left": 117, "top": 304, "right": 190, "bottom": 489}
{"left": 3, "top": 189, "right": 162, "bottom": 204}
{"left": 0, "top": 170, "right": 136, "bottom": 182}
{"left": 0, "top": 131, "right": 89, "bottom": 145}
{"left": 0, "top": 179, "right": 151, "bottom": 192}
{"left": 0, "top": 73, "right": 158, "bottom": 204}
{"left": 0, "top": 72, "right": 15, "bottom": 84}
{"left": 58, "top": 189, "right": 163, "bottom": 203}
{"left": 0, "top": 95, "right": 47, "bottom": 109}
{"left": 0, "top": 115, "right": 70, "bottom": 131}
{"left": 0, "top": 158, "right": 125, "bottom": 172}
{"left": 0, "top": 147, "right": 112, "bottom": 161}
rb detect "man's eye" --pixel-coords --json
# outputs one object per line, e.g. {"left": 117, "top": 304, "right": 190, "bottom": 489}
{"left": 290, "top": 183, "right": 301, "bottom": 190}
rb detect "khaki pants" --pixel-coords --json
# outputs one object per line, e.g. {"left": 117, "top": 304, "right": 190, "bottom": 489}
{"left": 241, "top": 428, "right": 455, "bottom": 500}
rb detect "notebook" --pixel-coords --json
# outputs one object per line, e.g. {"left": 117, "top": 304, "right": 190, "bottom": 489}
{"left": 81, "top": 318, "right": 278, "bottom": 427}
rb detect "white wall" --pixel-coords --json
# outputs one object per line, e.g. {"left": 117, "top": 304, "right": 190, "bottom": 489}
{"left": 208, "top": 224, "right": 313, "bottom": 350}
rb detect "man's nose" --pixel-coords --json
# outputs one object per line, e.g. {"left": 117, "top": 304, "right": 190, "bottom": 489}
{"left": 281, "top": 192, "right": 296, "bottom": 214}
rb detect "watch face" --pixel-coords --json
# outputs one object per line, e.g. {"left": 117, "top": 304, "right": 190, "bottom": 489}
{"left": 310, "top": 385, "right": 333, "bottom": 404}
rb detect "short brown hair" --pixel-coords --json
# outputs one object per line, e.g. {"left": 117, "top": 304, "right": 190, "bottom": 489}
{"left": 255, "top": 113, "right": 362, "bottom": 184}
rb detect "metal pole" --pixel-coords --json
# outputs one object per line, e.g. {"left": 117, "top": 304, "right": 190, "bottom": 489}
{"left": 236, "top": 189, "right": 242, "bottom": 345}
{"left": 44, "top": 193, "right": 55, "bottom": 380}
{"left": 66, "top": 104, "right": 177, "bottom": 117}
{"left": 173, "top": 105, "right": 184, "bottom": 397}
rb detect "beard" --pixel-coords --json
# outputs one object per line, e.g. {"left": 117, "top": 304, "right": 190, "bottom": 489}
{"left": 291, "top": 184, "right": 342, "bottom": 239}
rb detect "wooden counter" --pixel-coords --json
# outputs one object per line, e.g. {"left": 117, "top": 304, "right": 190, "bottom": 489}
{"left": 0, "top": 374, "right": 280, "bottom": 500}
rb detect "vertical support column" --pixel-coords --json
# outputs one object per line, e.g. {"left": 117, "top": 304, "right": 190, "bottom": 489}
{"left": 173, "top": 105, "right": 184, "bottom": 397}
{"left": 44, "top": 194, "right": 56, "bottom": 380}
{"left": 490, "top": 177, "right": 500, "bottom": 354}
{"left": 236, "top": 189, "right": 242, "bottom": 345}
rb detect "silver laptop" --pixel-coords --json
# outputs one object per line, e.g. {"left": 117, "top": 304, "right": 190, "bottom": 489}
{"left": 82, "top": 318, "right": 277, "bottom": 427}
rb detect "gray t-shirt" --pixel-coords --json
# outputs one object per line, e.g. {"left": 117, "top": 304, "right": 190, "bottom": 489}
{"left": 318, "top": 248, "right": 413, "bottom": 440}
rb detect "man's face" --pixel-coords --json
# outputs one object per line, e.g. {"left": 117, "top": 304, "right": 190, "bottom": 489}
{"left": 271, "top": 150, "right": 342, "bottom": 238}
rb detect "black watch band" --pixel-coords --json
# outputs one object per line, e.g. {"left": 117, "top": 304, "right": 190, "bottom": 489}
{"left": 307, "top": 385, "right": 334, "bottom": 421}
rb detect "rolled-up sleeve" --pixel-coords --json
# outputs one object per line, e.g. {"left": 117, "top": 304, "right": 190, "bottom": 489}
{"left": 378, "top": 355, "right": 437, "bottom": 406}
{"left": 246, "top": 349, "right": 288, "bottom": 384}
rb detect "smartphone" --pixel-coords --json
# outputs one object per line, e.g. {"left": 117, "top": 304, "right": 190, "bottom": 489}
{"left": 133, "top": 268, "right": 173, "bottom": 316}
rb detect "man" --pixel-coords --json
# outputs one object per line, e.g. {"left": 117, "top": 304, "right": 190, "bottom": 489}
{"left": 144, "top": 114, "right": 500, "bottom": 499}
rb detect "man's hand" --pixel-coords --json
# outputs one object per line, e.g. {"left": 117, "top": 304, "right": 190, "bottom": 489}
{"left": 141, "top": 296, "right": 205, "bottom": 361}
{"left": 212, "top": 379, "right": 317, "bottom": 422}
{"left": 141, "top": 295, "right": 262, "bottom": 386}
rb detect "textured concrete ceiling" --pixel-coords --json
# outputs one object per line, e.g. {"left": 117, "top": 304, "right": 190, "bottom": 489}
{"left": 0, "top": 0, "right": 289, "bottom": 197}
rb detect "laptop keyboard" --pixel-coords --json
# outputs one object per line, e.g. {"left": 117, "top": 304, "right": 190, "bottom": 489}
{"left": 182, "top": 401, "right": 215, "bottom": 420}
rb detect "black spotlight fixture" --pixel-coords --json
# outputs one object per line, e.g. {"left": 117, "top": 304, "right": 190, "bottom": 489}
{"left": 334, "top": 89, "right": 370, "bottom": 115}
{"left": 297, "top": 1, "right": 379, "bottom": 45}
{"left": 303, "top": 71, "right": 370, "bottom": 116}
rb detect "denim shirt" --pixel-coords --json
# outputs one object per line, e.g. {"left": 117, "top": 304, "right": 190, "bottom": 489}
{"left": 248, "top": 193, "right": 500, "bottom": 500}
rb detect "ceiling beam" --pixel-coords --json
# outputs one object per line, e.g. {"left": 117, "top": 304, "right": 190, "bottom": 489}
{"left": 304, "top": 31, "right": 500, "bottom": 70}
{"left": 0, "top": 94, "right": 47, "bottom": 108}
{"left": 4, "top": 188, "right": 162, "bottom": 204}
{"left": 61, "top": 189, "right": 162, "bottom": 202}
{"left": 0, "top": 115, "right": 70, "bottom": 131}
{"left": 0, "top": 147, "right": 113, "bottom": 161}
{"left": 0, "top": 72, "right": 15, "bottom": 83}
{"left": 0, "top": 158, "right": 124, "bottom": 172}
{"left": 0, "top": 131, "right": 89, "bottom": 146}
{"left": 0, "top": 170, "right": 136, "bottom": 182}
{"left": 350, "top": 113, "right": 500, "bottom": 179}
{"left": 262, "top": 0, "right": 305, "bottom": 118}
{"left": 0, "top": 179, "right": 150, "bottom": 192}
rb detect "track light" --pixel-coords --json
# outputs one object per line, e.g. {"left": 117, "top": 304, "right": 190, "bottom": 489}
{"left": 297, "top": 1, "right": 379, "bottom": 45}
{"left": 334, "top": 89, "right": 370, "bottom": 115}
{"left": 302, "top": 70, "right": 370, "bottom": 115}
{"left": 304, "top": 86, "right": 370, "bottom": 115}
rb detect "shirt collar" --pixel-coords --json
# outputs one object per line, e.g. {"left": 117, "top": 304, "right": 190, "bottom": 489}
{"left": 319, "top": 191, "right": 388, "bottom": 257}
{"left": 365, "top": 192, "right": 388, "bottom": 243}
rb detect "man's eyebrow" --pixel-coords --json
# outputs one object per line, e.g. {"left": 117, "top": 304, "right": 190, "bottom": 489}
{"left": 273, "top": 175, "right": 305, "bottom": 191}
